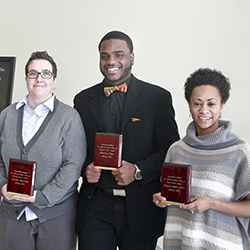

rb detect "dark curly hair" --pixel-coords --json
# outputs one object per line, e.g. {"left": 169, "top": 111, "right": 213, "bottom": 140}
{"left": 184, "top": 68, "right": 231, "bottom": 104}
{"left": 98, "top": 30, "right": 133, "bottom": 53}
{"left": 25, "top": 51, "right": 57, "bottom": 78}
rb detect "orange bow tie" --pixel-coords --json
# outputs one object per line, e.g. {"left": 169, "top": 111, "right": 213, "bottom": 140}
{"left": 104, "top": 83, "right": 127, "bottom": 97}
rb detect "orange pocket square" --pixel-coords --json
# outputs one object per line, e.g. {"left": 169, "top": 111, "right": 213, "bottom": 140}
{"left": 131, "top": 118, "right": 141, "bottom": 122}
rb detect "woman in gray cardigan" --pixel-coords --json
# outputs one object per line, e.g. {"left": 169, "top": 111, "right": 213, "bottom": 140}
{"left": 0, "top": 51, "right": 87, "bottom": 250}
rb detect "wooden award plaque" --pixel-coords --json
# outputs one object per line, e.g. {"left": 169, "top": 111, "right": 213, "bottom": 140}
{"left": 161, "top": 162, "right": 192, "bottom": 205}
{"left": 94, "top": 133, "right": 123, "bottom": 170}
{"left": 7, "top": 158, "right": 37, "bottom": 197}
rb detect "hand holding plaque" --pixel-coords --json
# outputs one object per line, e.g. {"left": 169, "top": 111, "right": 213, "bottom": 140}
{"left": 94, "top": 133, "right": 123, "bottom": 170}
{"left": 7, "top": 158, "right": 37, "bottom": 197}
{"left": 161, "top": 163, "right": 192, "bottom": 205}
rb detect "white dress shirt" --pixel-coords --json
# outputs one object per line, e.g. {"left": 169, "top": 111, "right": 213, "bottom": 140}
{"left": 15, "top": 94, "right": 54, "bottom": 221}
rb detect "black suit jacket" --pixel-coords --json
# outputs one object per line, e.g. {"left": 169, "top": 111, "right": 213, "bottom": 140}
{"left": 74, "top": 75, "right": 179, "bottom": 241}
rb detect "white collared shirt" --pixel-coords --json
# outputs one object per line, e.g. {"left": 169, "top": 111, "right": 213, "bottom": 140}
{"left": 15, "top": 94, "right": 55, "bottom": 221}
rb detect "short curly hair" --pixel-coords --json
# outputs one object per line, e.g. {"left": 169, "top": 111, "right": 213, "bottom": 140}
{"left": 25, "top": 51, "right": 57, "bottom": 78}
{"left": 184, "top": 68, "right": 231, "bottom": 104}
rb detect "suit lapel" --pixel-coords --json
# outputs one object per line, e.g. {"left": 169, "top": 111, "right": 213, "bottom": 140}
{"left": 121, "top": 76, "right": 143, "bottom": 131}
{"left": 89, "top": 83, "right": 103, "bottom": 128}
{"left": 89, "top": 77, "right": 143, "bottom": 132}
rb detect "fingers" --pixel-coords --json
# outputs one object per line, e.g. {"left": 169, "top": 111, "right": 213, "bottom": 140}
{"left": 189, "top": 196, "right": 198, "bottom": 202}
{"left": 112, "top": 161, "right": 135, "bottom": 186}
{"left": 11, "top": 192, "right": 36, "bottom": 203}
{"left": 180, "top": 203, "right": 194, "bottom": 212}
{"left": 154, "top": 199, "right": 170, "bottom": 208}
{"left": 153, "top": 192, "right": 169, "bottom": 208}
{"left": 1, "top": 184, "right": 13, "bottom": 200}
{"left": 85, "top": 163, "right": 102, "bottom": 183}
{"left": 153, "top": 192, "right": 164, "bottom": 201}
{"left": 1, "top": 184, "right": 36, "bottom": 202}
{"left": 180, "top": 196, "right": 200, "bottom": 214}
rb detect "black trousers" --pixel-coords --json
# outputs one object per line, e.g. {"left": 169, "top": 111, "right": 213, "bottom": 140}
{"left": 78, "top": 189, "right": 157, "bottom": 250}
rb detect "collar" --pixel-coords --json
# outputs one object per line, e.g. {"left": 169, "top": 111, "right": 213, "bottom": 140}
{"left": 16, "top": 94, "right": 55, "bottom": 112}
{"left": 182, "top": 120, "right": 244, "bottom": 150}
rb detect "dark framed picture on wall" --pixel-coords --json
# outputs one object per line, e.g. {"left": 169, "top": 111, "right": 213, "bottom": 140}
{"left": 0, "top": 57, "right": 16, "bottom": 113}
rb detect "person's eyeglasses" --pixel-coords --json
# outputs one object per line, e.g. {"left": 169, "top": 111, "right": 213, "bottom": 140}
{"left": 27, "top": 70, "right": 54, "bottom": 79}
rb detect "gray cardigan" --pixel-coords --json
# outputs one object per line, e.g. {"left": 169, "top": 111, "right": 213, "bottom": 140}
{"left": 0, "top": 98, "right": 87, "bottom": 222}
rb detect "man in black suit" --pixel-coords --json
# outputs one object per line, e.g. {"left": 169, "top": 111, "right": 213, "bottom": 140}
{"left": 74, "top": 31, "right": 179, "bottom": 250}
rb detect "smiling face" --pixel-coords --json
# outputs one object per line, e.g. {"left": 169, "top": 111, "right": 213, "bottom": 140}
{"left": 26, "top": 59, "right": 57, "bottom": 106}
{"left": 99, "top": 39, "right": 134, "bottom": 86}
{"left": 189, "top": 85, "right": 224, "bottom": 136}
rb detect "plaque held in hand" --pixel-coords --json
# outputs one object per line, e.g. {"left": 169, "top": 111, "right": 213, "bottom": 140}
{"left": 161, "top": 162, "right": 192, "bottom": 205}
{"left": 94, "top": 133, "right": 123, "bottom": 170}
{"left": 7, "top": 158, "right": 37, "bottom": 197}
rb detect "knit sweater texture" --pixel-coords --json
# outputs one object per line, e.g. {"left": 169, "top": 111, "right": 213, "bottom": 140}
{"left": 163, "top": 120, "right": 250, "bottom": 250}
{"left": 0, "top": 98, "right": 87, "bottom": 222}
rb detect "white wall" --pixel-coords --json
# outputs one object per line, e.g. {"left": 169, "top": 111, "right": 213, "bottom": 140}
{"left": 1, "top": 0, "right": 250, "bottom": 142}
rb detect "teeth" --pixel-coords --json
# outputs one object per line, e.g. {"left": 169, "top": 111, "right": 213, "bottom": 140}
{"left": 199, "top": 117, "right": 210, "bottom": 120}
{"left": 108, "top": 68, "right": 118, "bottom": 72}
